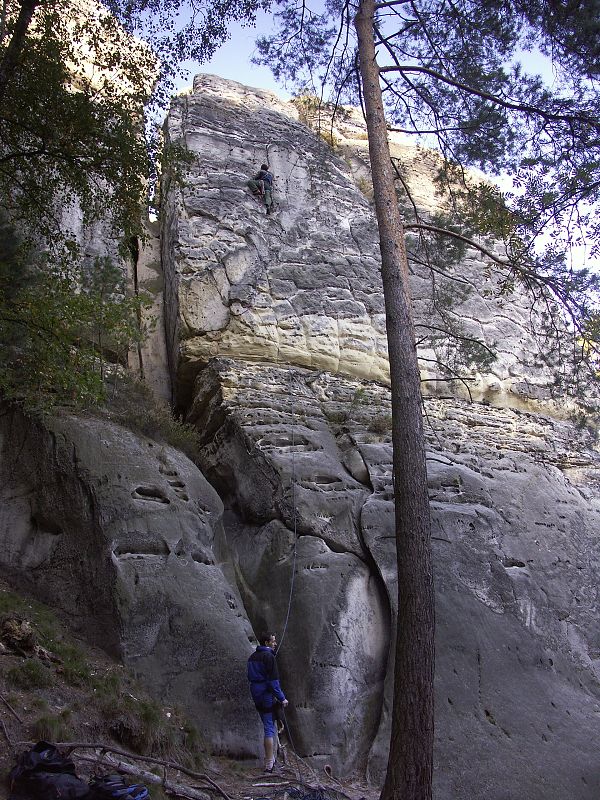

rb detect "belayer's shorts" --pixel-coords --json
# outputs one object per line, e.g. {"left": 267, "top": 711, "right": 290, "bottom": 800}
{"left": 259, "top": 710, "right": 276, "bottom": 738}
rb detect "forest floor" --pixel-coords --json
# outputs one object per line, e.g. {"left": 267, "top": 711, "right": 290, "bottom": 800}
{"left": 0, "top": 580, "right": 375, "bottom": 800}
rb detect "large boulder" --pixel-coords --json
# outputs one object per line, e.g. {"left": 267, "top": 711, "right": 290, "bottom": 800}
{"left": 186, "top": 359, "right": 600, "bottom": 796}
{"left": 0, "top": 408, "right": 259, "bottom": 755}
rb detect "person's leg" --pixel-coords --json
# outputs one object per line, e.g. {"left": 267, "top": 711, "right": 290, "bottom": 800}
{"left": 264, "top": 189, "right": 273, "bottom": 213}
{"left": 264, "top": 734, "right": 275, "bottom": 768}
{"left": 259, "top": 711, "right": 276, "bottom": 770}
{"left": 247, "top": 179, "right": 263, "bottom": 195}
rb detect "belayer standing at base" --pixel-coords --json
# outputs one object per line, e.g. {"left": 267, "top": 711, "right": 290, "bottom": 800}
{"left": 247, "top": 164, "right": 274, "bottom": 214}
{"left": 247, "top": 632, "right": 288, "bottom": 772}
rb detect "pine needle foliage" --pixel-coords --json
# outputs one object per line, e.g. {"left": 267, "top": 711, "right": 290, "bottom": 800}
{"left": 255, "top": 0, "right": 600, "bottom": 387}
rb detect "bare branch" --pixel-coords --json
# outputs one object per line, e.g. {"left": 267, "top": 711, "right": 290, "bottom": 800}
{"left": 404, "top": 222, "right": 508, "bottom": 266}
{"left": 415, "top": 323, "right": 497, "bottom": 359}
{"left": 374, "top": 0, "right": 414, "bottom": 8}
{"left": 0, "top": 692, "right": 23, "bottom": 723}
{"left": 378, "top": 64, "right": 600, "bottom": 128}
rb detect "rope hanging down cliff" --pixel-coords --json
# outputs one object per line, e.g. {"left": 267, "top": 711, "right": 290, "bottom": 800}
{"left": 276, "top": 372, "right": 299, "bottom": 655}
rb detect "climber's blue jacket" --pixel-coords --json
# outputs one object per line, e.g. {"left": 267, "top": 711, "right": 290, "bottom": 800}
{"left": 247, "top": 646, "right": 286, "bottom": 711}
{"left": 255, "top": 169, "right": 273, "bottom": 188}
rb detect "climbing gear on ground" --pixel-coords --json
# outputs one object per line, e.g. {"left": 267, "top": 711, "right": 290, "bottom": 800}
{"left": 88, "top": 774, "right": 149, "bottom": 800}
{"left": 8, "top": 741, "right": 89, "bottom": 800}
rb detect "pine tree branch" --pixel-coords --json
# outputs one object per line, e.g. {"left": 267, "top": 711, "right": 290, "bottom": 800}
{"left": 404, "top": 222, "right": 507, "bottom": 265}
{"left": 405, "top": 223, "right": 599, "bottom": 346}
{"left": 377, "top": 64, "right": 599, "bottom": 128}
{"left": 418, "top": 357, "right": 475, "bottom": 400}
{"left": 415, "top": 324, "right": 497, "bottom": 358}
{"left": 374, "top": 0, "right": 413, "bottom": 7}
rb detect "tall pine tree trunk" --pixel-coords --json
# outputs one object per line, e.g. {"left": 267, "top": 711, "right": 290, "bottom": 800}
{"left": 0, "top": 0, "right": 40, "bottom": 102}
{"left": 354, "top": 1, "right": 435, "bottom": 798}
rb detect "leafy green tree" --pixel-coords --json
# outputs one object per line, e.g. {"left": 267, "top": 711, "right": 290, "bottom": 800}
{"left": 256, "top": 1, "right": 600, "bottom": 798}
{"left": 0, "top": 1, "right": 153, "bottom": 245}
{"left": 0, "top": 0, "right": 270, "bottom": 242}
{"left": 0, "top": 217, "right": 148, "bottom": 410}
{"left": 0, "top": 0, "right": 267, "bottom": 405}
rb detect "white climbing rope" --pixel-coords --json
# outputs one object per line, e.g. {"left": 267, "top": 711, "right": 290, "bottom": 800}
{"left": 276, "top": 371, "right": 299, "bottom": 655}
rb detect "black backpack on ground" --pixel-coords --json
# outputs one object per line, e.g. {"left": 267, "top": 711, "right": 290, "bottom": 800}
{"left": 88, "top": 774, "right": 148, "bottom": 800}
{"left": 8, "top": 741, "right": 90, "bottom": 800}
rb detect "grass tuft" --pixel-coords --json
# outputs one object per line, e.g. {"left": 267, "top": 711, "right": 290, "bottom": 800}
{"left": 7, "top": 659, "right": 54, "bottom": 689}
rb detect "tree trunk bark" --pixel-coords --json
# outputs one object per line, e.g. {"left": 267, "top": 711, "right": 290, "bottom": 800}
{"left": 354, "top": 2, "right": 435, "bottom": 799}
{"left": 0, "top": 0, "right": 40, "bottom": 104}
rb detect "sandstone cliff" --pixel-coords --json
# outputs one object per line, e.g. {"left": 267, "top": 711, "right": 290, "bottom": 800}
{"left": 0, "top": 74, "right": 598, "bottom": 800}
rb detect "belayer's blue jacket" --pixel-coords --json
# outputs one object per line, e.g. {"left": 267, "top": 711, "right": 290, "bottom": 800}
{"left": 247, "top": 646, "right": 286, "bottom": 712}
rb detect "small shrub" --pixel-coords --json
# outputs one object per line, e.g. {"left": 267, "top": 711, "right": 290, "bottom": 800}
{"left": 91, "top": 668, "right": 122, "bottom": 696}
{"left": 101, "top": 376, "right": 201, "bottom": 462}
{"left": 292, "top": 94, "right": 322, "bottom": 126}
{"left": 31, "top": 710, "right": 72, "bottom": 742}
{"left": 368, "top": 414, "right": 392, "bottom": 434}
{"left": 181, "top": 721, "right": 207, "bottom": 767}
{"left": 319, "top": 129, "right": 340, "bottom": 150}
{"left": 104, "top": 696, "right": 177, "bottom": 757}
{"left": 0, "top": 590, "right": 24, "bottom": 616}
{"left": 52, "top": 641, "right": 91, "bottom": 686}
{"left": 356, "top": 177, "right": 373, "bottom": 197}
{"left": 349, "top": 387, "right": 364, "bottom": 406}
{"left": 324, "top": 409, "right": 348, "bottom": 425}
{"left": 292, "top": 95, "right": 341, "bottom": 150}
{"left": 7, "top": 659, "right": 54, "bottom": 689}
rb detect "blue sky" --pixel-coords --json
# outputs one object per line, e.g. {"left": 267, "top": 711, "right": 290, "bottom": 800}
{"left": 172, "top": 11, "right": 597, "bottom": 272}
{"left": 175, "top": 12, "right": 290, "bottom": 98}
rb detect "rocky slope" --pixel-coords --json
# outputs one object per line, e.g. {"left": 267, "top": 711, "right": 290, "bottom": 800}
{"left": 0, "top": 73, "right": 598, "bottom": 800}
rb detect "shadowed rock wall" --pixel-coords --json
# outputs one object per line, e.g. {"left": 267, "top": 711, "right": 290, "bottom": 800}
{"left": 0, "top": 408, "right": 260, "bottom": 755}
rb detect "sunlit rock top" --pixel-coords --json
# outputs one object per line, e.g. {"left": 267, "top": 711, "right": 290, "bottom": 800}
{"left": 162, "top": 73, "right": 582, "bottom": 414}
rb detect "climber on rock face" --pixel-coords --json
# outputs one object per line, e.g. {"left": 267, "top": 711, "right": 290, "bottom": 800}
{"left": 247, "top": 632, "right": 288, "bottom": 772}
{"left": 247, "top": 163, "right": 274, "bottom": 214}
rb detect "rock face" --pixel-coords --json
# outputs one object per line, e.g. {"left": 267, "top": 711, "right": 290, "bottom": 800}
{"left": 161, "top": 75, "right": 600, "bottom": 797}
{"left": 0, "top": 72, "right": 598, "bottom": 800}
{"left": 0, "top": 408, "right": 260, "bottom": 755}
{"left": 162, "top": 74, "right": 575, "bottom": 412}
{"left": 185, "top": 359, "right": 600, "bottom": 796}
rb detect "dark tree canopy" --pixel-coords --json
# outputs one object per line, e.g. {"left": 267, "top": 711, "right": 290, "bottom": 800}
{"left": 0, "top": 0, "right": 271, "bottom": 244}
{"left": 0, "top": 0, "right": 270, "bottom": 407}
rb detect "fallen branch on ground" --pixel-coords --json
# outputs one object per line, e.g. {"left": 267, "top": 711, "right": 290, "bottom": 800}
{"left": 76, "top": 752, "right": 212, "bottom": 800}
{"left": 17, "top": 741, "right": 230, "bottom": 800}
{"left": 1, "top": 693, "right": 23, "bottom": 723}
